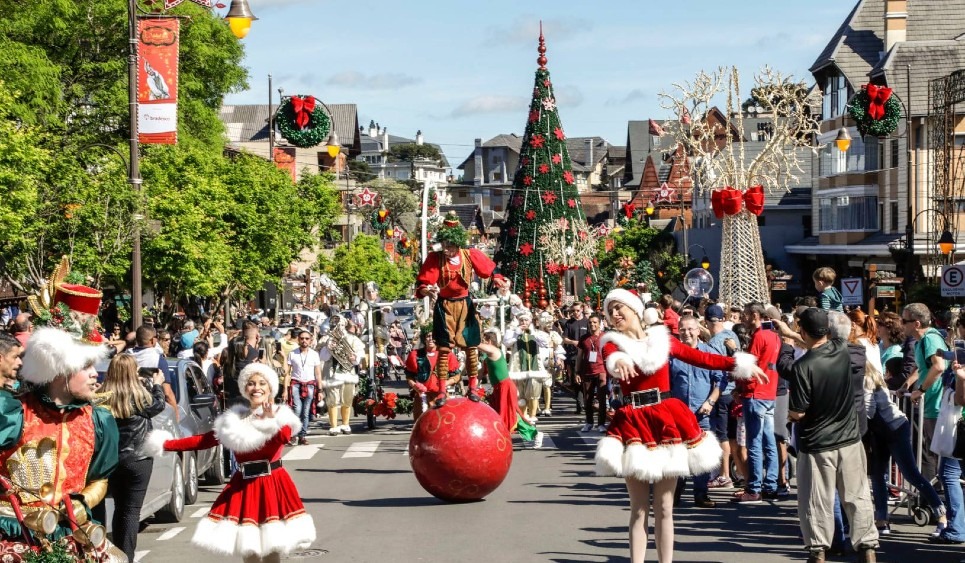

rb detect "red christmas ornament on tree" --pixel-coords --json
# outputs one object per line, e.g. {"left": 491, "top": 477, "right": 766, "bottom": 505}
{"left": 409, "top": 398, "right": 513, "bottom": 502}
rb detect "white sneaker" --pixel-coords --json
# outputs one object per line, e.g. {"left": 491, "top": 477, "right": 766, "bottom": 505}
{"left": 533, "top": 431, "right": 545, "bottom": 449}
{"left": 340, "top": 425, "right": 352, "bottom": 435}
{"left": 580, "top": 423, "right": 593, "bottom": 432}
{"left": 328, "top": 427, "right": 340, "bottom": 436}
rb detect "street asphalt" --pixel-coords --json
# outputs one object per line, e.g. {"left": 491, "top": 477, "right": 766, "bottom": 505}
{"left": 130, "top": 383, "right": 965, "bottom": 562}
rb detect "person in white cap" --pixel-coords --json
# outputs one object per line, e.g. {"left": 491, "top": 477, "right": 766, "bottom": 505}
{"left": 594, "top": 288, "right": 766, "bottom": 563}
{"left": 144, "top": 364, "right": 315, "bottom": 562}
{"left": 504, "top": 310, "right": 551, "bottom": 423}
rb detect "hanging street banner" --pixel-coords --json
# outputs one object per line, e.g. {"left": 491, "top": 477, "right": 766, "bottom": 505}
{"left": 137, "top": 18, "right": 179, "bottom": 144}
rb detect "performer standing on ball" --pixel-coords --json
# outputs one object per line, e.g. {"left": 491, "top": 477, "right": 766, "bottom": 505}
{"left": 415, "top": 212, "right": 495, "bottom": 407}
{"left": 595, "top": 289, "right": 767, "bottom": 563}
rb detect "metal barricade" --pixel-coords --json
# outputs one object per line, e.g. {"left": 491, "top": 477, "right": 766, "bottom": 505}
{"left": 887, "top": 390, "right": 931, "bottom": 526}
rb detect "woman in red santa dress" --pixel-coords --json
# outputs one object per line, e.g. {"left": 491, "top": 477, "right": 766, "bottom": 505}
{"left": 595, "top": 289, "right": 766, "bottom": 563}
{"left": 144, "top": 363, "right": 315, "bottom": 563}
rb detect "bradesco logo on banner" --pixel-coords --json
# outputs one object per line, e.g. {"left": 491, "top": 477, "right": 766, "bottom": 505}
{"left": 840, "top": 277, "right": 863, "bottom": 306}
{"left": 942, "top": 265, "right": 965, "bottom": 297}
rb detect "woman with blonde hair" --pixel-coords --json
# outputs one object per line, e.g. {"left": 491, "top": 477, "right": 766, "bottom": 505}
{"left": 100, "top": 352, "right": 167, "bottom": 562}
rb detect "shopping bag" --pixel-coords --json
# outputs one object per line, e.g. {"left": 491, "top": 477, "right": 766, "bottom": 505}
{"left": 930, "top": 388, "right": 961, "bottom": 458}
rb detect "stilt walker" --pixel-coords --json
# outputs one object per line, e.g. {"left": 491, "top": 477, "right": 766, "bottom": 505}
{"left": 415, "top": 212, "right": 495, "bottom": 407}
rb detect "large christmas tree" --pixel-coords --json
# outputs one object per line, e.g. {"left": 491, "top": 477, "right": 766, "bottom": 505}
{"left": 495, "top": 26, "right": 597, "bottom": 303}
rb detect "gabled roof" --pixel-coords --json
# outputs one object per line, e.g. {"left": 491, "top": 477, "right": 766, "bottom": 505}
{"left": 220, "top": 103, "right": 361, "bottom": 156}
{"left": 870, "top": 41, "right": 965, "bottom": 114}
{"left": 906, "top": 0, "right": 965, "bottom": 42}
{"left": 565, "top": 137, "right": 609, "bottom": 169}
{"left": 623, "top": 121, "right": 651, "bottom": 187}
{"left": 809, "top": 0, "right": 884, "bottom": 87}
{"left": 455, "top": 134, "right": 523, "bottom": 171}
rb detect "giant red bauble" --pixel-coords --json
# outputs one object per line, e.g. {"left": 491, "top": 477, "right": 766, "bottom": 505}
{"left": 409, "top": 398, "right": 513, "bottom": 502}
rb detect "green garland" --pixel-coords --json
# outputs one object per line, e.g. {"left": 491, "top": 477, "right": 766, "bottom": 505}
{"left": 371, "top": 209, "right": 391, "bottom": 232}
{"left": 275, "top": 96, "right": 331, "bottom": 148}
{"left": 846, "top": 89, "right": 901, "bottom": 137}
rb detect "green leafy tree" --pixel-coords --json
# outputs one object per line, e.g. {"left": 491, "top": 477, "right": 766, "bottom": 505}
{"left": 363, "top": 178, "right": 419, "bottom": 232}
{"left": 385, "top": 143, "right": 442, "bottom": 165}
{"left": 596, "top": 221, "right": 684, "bottom": 295}
{"left": 325, "top": 234, "right": 413, "bottom": 301}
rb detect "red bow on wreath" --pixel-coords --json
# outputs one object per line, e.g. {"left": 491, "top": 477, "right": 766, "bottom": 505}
{"left": 622, "top": 202, "right": 636, "bottom": 219}
{"left": 865, "top": 84, "right": 893, "bottom": 121}
{"left": 710, "top": 185, "right": 765, "bottom": 218}
{"left": 291, "top": 95, "right": 316, "bottom": 130}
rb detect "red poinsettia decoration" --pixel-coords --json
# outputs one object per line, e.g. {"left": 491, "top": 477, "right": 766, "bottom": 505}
{"left": 528, "top": 109, "right": 540, "bottom": 123}
{"left": 523, "top": 175, "right": 533, "bottom": 186}
{"left": 521, "top": 156, "right": 530, "bottom": 166}
{"left": 543, "top": 78, "right": 551, "bottom": 87}
{"left": 553, "top": 127, "right": 565, "bottom": 140}
{"left": 519, "top": 242, "right": 534, "bottom": 256}
{"left": 578, "top": 230, "right": 589, "bottom": 240}
{"left": 551, "top": 153, "right": 562, "bottom": 164}
{"left": 563, "top": 170, "right": 575, "bottom": 184}
{"left": 512, "top": 195, "right": 524, "bottom": 207}
{"left": 538, "top": 163, "right": 550, "bottom": 174}
{"left": 508, "top": 227, "right": 518, "bottom": 237}
{"left": 557, "top": 217, "right": 569, "bottom": 230}
{"left": 567, "top": 198, "right": 576, "bottom": 208}
{"left": 530, "top": 134, "right": 545, "bottom": 148}
{"left": 546, "top": 262, "right": 562, "bottom": 275}
{"left": 525, "top": 209, "right": 536, "bottom": 220}
{"left": 541, "top": 191, "right": 557, "bottom": 204}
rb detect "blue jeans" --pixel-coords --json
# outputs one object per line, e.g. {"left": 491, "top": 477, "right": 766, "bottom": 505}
{"left": 742, "top": 398, "right": 778, "bottom": 494}
{"left": 940, "top": 456, "right": 965, "bottom": 541}
{"left": 868, "top": 420, "right": 946, "bottom": 521}
{"left": 290, "top": 382, "right": 315, "bottom": 438}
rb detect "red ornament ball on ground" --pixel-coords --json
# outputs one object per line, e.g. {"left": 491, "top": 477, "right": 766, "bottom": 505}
{"left": 409, "top": 398, "right": 513, "bottom": 502}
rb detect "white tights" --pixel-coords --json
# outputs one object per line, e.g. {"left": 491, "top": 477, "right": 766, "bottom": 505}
{"left": 626, "top": 477, "right": 676, "bottom": 563}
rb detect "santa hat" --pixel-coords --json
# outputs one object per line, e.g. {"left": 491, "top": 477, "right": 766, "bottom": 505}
{"left": 603, "top": 288, "right": 644, "bottom": 325}
{"left": 52, "top": 283, "right": 102, "bottom": 316}
{"left": 237, "top": 363, "right": 280, "bottom": 401}
{"left": 19, "top": 327, "right": 107, "bottom": 385}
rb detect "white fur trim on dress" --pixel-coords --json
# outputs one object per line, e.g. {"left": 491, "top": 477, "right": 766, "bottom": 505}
{"left": 213, "top": 404, "right": 301, "bottom": 454}
{"left": 193, "top": 512, "right": 316, "bottom": 556}
{"left": 140, "top": 429, "right": 174, "bottom": 458}
{"left": 19, "top": 327, "right": 108, "bottom": 385}
{"left": 604, "top": 351, "right": 633, "bottom": 377}
{"left": 237, "top": 363, "right": 280, "bottom": 401}
{"left": 595, "top": 436, "right": 625, "bottom": 477}
{"left": 730, "top": 352, "right": 758, "bottom": 381}
{"left": 688, "top": 432, "right": 723, "bottom": 476}
{"left": 600, "top": 325, "right": 670, "bottom": 375}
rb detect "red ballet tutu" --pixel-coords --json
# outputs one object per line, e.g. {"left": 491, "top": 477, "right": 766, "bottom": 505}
{"left": 594, "top": 397, "right": 722, "bottom": 482}
{"left": 194, "top": 468, "right": 316, "bottom": 557}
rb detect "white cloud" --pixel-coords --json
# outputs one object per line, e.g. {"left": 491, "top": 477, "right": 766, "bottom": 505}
{"left": 450, "top": 95, "right": 527, "bottom": 118}
{"left": 606, "top": 88, "right": 649, "bottom": 106}
{"left": 326, "top": 71, "right": 422, "bottom": 90}
{"left": 553, "top": 85, "right": 583, "bottom": 108}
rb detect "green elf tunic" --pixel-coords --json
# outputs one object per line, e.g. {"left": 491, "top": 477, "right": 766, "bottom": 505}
{"left": 485, "top": 354, "right": 537, "bottom": 441}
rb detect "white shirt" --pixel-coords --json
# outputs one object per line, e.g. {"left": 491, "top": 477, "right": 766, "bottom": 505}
{"left": 287, "top": 347, "right": 321, "bottom": 383}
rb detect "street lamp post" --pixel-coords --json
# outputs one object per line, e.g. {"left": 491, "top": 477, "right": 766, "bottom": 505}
{"left": 688, "top": 243, "right": 711, "bottom": 270}
{"left": 126, "top": 0, "right": 256, "bottom": 328}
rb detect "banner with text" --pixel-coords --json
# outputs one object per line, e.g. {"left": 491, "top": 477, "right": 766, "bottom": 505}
{"left": 137, "top": 18, "right": 179, "bottom": 144}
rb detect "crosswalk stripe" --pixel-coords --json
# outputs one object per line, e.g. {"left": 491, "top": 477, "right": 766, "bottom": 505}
{"left": 282, "top": 444, "right": 322, "bottom": 461}
{"left": 134, "top": 550, "right": 149, "bottom": 562}
{"left": 580, "top": 434, "right": 601, "bottom": 446}
{"left": 540, "top": 435, "right": 557, "bottom": 449}
{"left": 343, "top": 441, "right": 380, "bottom": 458}
{"left": 189, "top": 507, "right": 209, "bottom": 518}
{"left": 156, "top": 527, "right": 186, "bottom": 541}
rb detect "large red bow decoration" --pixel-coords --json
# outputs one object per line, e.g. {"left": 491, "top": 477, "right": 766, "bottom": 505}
{"left": 291, "top": 95, "right": 316, "bottom": 130}
{"left": 711, "top": 185, "right": 765, "bottom": 218}
{"left": 865, "top": 84, "right": 893, "bottom": 121}
{"left": 622, "top": 202, "right": 636, "bottom": 219}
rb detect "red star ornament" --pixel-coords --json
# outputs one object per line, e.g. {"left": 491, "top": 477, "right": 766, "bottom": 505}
{"left": 655, "top": 182, "right": 676, "bottom": 204}
{"left": 356, "top": 187, "right": 379, "bottom": 207}
{"left": 567, "top": 198, "right": 576, "bottom": 208}
{"left": 523, "top": 175, "right": 533, "bottom": 186}
{"left": 538, "top": 163, "right": 550, "bottom": 174}
{"left": 525, "top": 209, "right": 537, "bottom": 220}
{"left": 551, "top": 153, "right": 562, "bottom": 164}
{"left": 563, "top": 170, "right": 575, "bottom": 184}
{"left": 541, "top": 191, "right": 557, "bottom": 204}
{"left": 530, "top": 134, "right": 545, "bottom": 149}
{"left": 519, "top": 242, "right": 534, "bottom": 256}
{"left": 553, "top": 127, "right": 565, "bottom": 140}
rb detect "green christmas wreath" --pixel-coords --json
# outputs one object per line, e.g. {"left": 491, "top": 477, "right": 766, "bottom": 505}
{"left": 847, "top": 88, "right": 901, "bottom": 137}
{"left": 371, "top": 208, "right": 391, "bottom": 232}
{"left": 276, "top": 95, "right": 331, "bottom": 148}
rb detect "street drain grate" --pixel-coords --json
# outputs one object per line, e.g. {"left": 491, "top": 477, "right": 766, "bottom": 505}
{"left": 289, "top": 548, "right": 329, "bottom": 558}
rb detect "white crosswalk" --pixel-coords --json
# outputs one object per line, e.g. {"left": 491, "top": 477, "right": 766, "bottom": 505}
{"left": 282, "top": 443, "right": 323, "bottom": 461}
{"left": 156, "top": 526, "right": 186, "bottom": 541}
{"left": 343, "top": 440, "right": 381, "bottom": 458}
{"left": 134, "top": 550, "right": 149, "bottom": 562}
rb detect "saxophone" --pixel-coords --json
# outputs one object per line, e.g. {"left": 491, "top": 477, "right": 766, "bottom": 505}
{"left": 327, "top": 316, "right": 355, "bottom": 371}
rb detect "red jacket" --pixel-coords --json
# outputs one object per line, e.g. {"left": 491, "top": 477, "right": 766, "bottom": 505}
{"left": 416, "top": 248, "right": 495, "bottom": 299}
{"left": 738, "top": 327, "right": 780, "bottom": 400}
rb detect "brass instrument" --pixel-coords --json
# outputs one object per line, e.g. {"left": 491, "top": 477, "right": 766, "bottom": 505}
{"left": 327, "top": 316, "right": 355, "bottom": 371}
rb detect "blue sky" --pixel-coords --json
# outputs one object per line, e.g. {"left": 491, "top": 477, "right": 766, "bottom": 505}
{"left": 224, "top": 0, "right": 855, "bottom": 170}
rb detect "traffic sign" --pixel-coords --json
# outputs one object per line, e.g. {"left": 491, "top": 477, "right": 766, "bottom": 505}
{"left": 841, "top": 277, "right": 863, "bottom": 306}
{"left": 942, "top": 265, "right": 965, "bottom": 297}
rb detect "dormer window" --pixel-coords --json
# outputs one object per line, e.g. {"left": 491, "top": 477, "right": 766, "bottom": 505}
{"left": 822, "top": 72, "right": 849, "bottom": 119}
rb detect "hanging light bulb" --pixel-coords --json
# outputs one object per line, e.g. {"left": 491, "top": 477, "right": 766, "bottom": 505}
{"left": 225, "top": 0, "right": 258, "bottom": 39}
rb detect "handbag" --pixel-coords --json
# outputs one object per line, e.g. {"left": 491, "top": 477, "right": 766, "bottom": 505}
{"left": 930, "top": 387, "right": 961, "bottom": 458}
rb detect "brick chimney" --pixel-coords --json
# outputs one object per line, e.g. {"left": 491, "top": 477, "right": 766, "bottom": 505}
{"left": 884, "top": 0, "right": 907, "bottom": 53}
